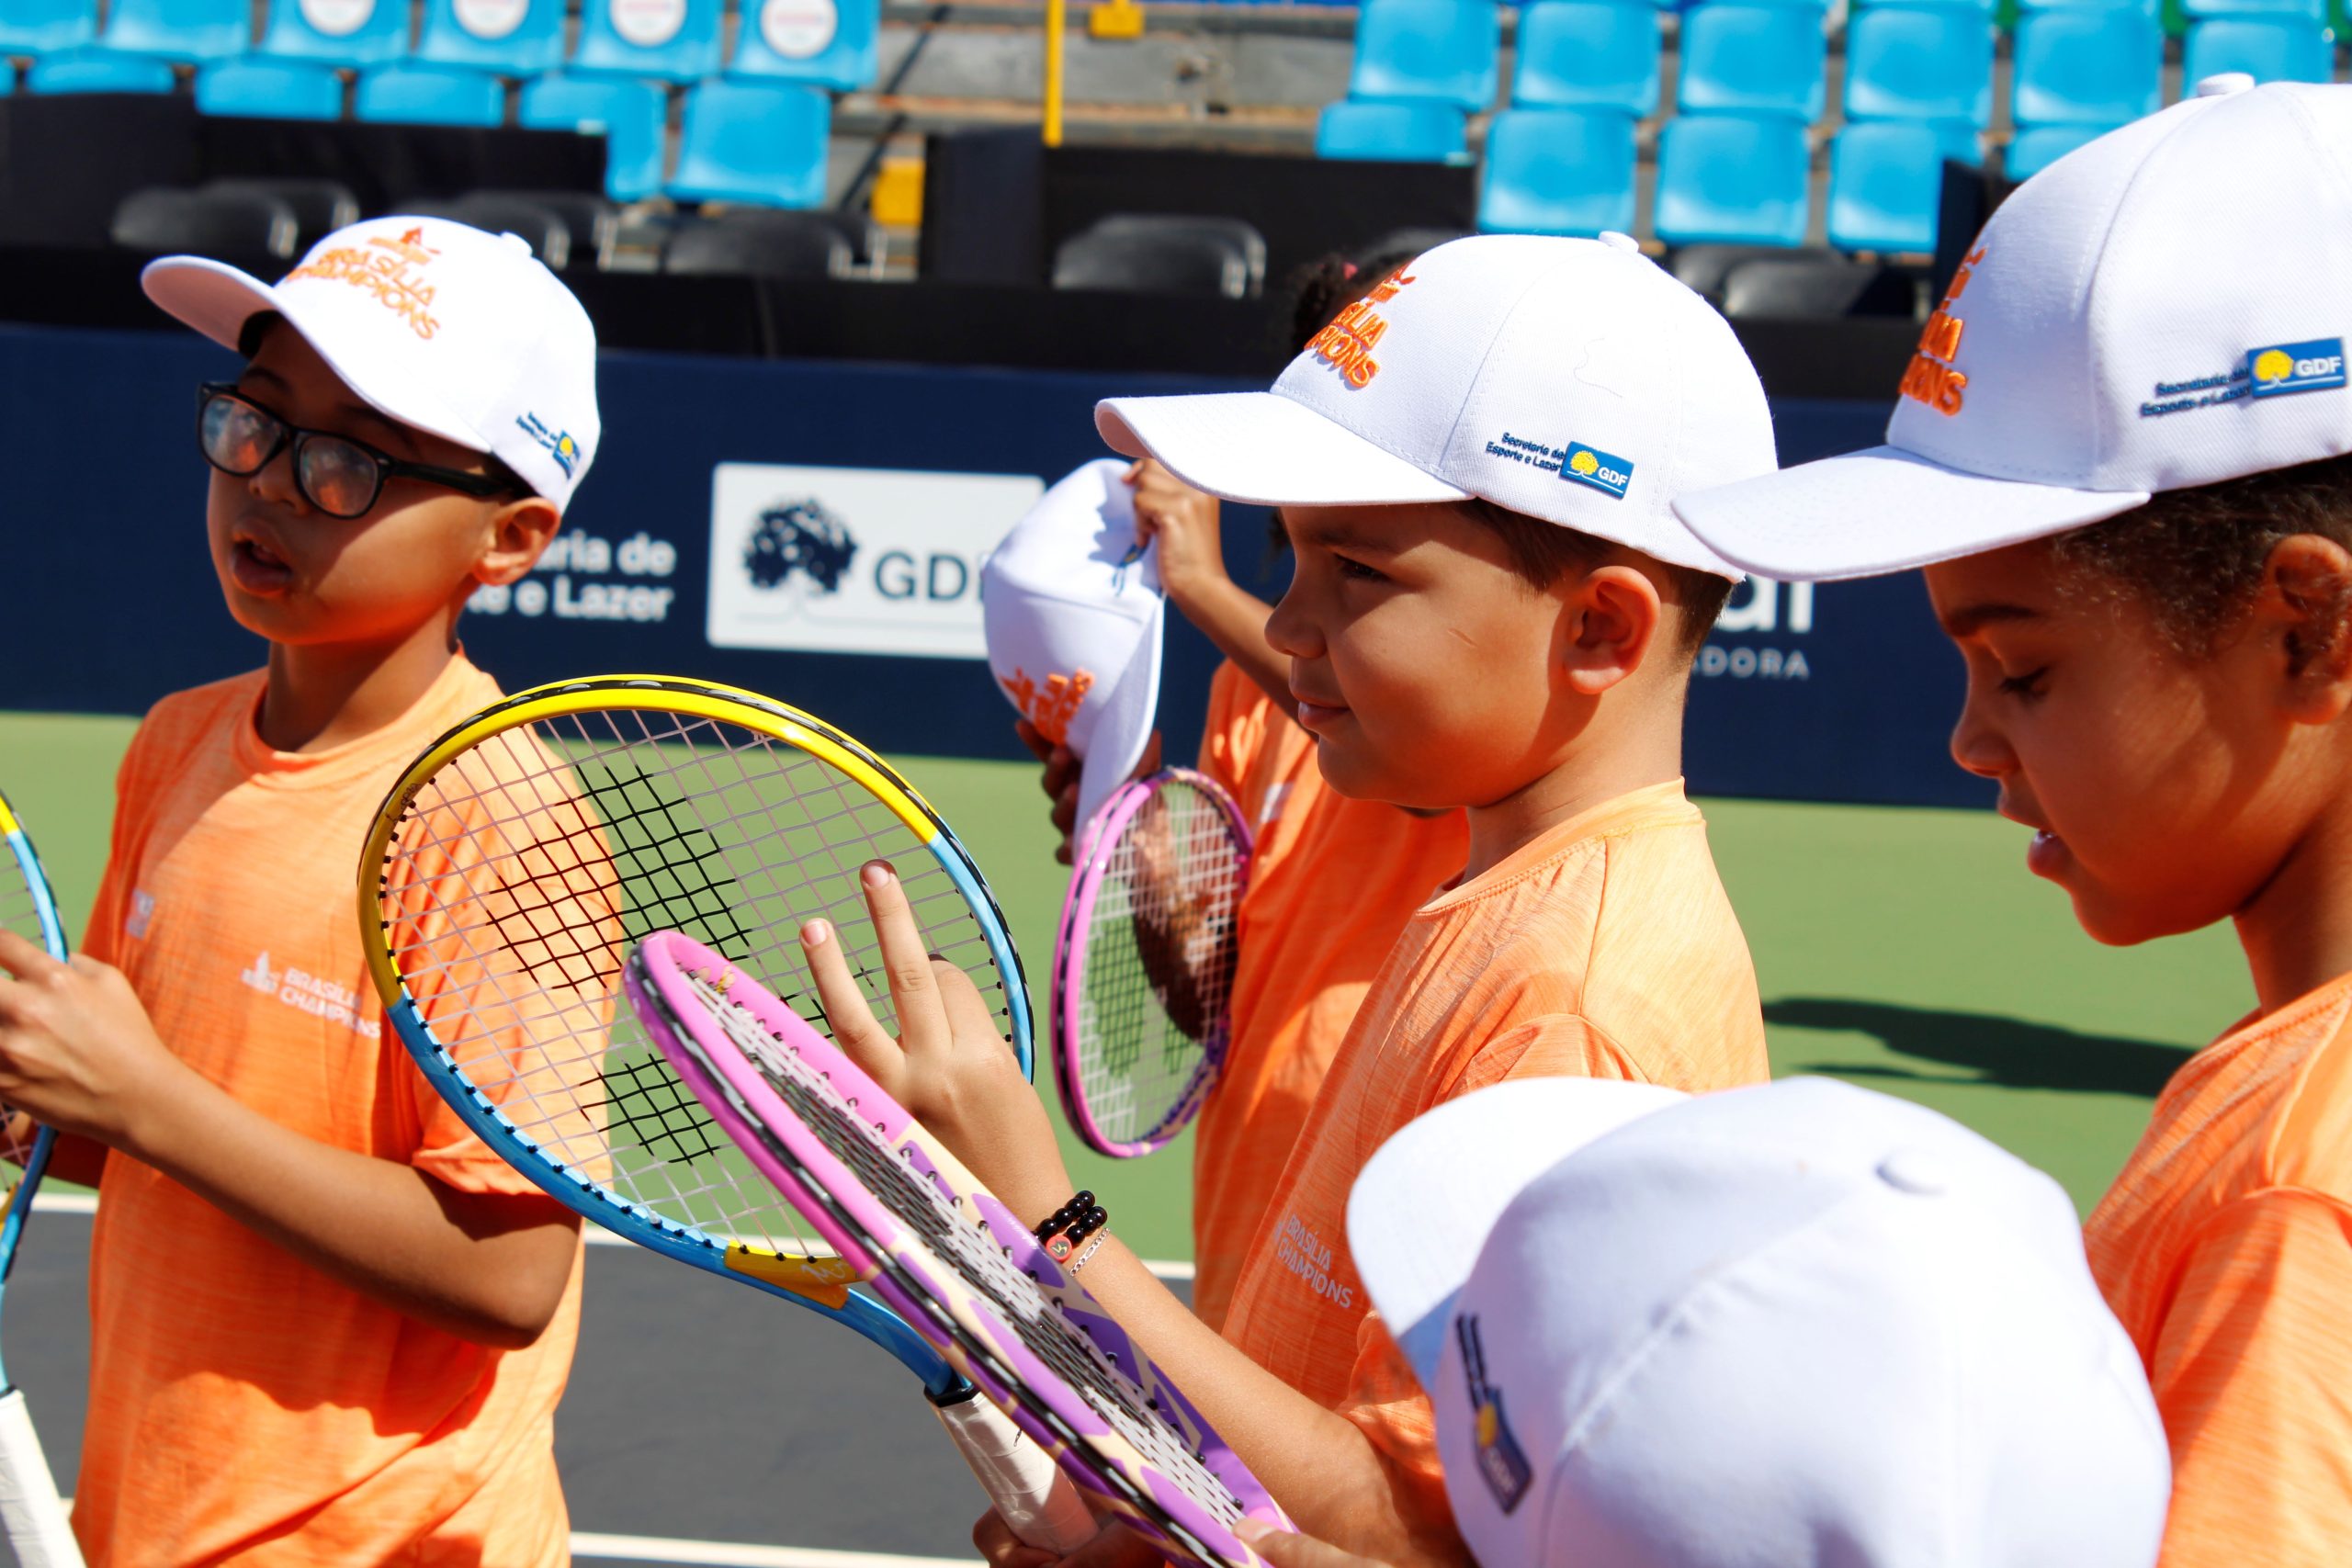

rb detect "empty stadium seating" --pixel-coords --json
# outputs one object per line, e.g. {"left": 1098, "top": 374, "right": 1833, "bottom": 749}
{"left": 1842, "top": 4, "right": 1995, "bottom": 128}
{"left": 668, "top": 77, "right": 831, "bottom": 209}
{"left": 1510, "top": 2, "right": 1659, "bottom": 118}
{"left": 1656, "top": 112, "right": 1811, "bottom": 248}
{"left": 356, "top": 62, "right": 507, "bottom": 125}
{"left": 1676, "top": 4, "right": 1828, "bottom": 123}
{"left": 413, "top": 0, "right": 566, "bottom": 76}
{"left": 112, "top": 185, "right": 298, "bottom": 261}
{"left": 1479, "top": 106, "right": 1635, "bottom": 237}
{"left": 1347, "top": 0, "right": 1500, "bottom": 111}
{"left": 1828, "top": 119, "right": 1980, "bottom": 254}
{"left": 663, "top": 209, "right": 851, "bottom": 277}
{"left": 198, "top": 56, "right": 346, "bottom": 118}
{"left": 1315, "top": 98, "right": 1468, "bottom": 162}
{"left": 571, "top": 0, "right": 725, "bottom": 85}
{"left": 97, "top": 0, "right": 249, "bottom": 63}
{"left": 26, "top": 48, "right": 177, "bottom": 93}
{"left": 2012, "top": 10, "right": 2164, "bottom": 127}
{"left": 518, "top": 73, "right": 670, "bottom": 202}
{"left": 2005, "top": 122, "right": 2109, "bottom": 180}
{"left": 2183, "top": 17, "right": 2333, "bottom": 84}
{"left": 0, "top": 0, "right": 98, "bottom": 58}
{"left": 728, "top": 0, "right": 880, "bottom": 93}
{"left": 254, "top": 0, "right": 411, "bottom": 69}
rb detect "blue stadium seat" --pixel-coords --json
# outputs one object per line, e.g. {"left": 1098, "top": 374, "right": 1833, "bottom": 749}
{"left": 1676, "top": 4, "right": 1826, "bottom": 123}
{"left": 97, "top": 0, "right": 248, "bottom": 62}
{"left": 26, "top": 47, "right": 176, "bottom": 92}
{"left": 1654, "top": 112, "right": 1810, "bottom": 248}
{"left": 1315, "top": 98, "right": 1468, "bottom": 161}
{"left": 519, "top": 72, "right": 669, "bottom": 201}
{"left": 2183, "top": 17, "right": 2331, "bottom": 82}
{"left": 356, "top": 62, "right": 506, "bottom": 123}
{"left": 0, "top": 0, "right": 98, "bottom": 58}
{"left": 1827, "top": 119, "right": 1979, "bottom": 254}
{"left": 2005, "top": 122, "right": 2112, "bottom": 180}
{"left": 198, "top": 56, "right": 345, "bottom": 117}
{"left": 413, "top": 0, "right": 565, "bottom": 75}
{"left": 1346, "top": 0, "right": 1501, "bottom": 111}
{"left": 1843, "top": 5, "right": 1993, "bottom": 128}
{"left": 2183, "top": 0, "right": 2323, "bottom": 14}
{"left": 1511, "top": 3, "right": 1658, "bottom": 116}
{"left": 729, "top": 0, "right": 880, "bottom": 93}
{"left": 2011, "top": 10, "right": 2161, "bottom": 127}
{"left": 254, "top": 0, "right": 410, "bottom": 68}
{"left": 571, "top": 0, "right": 724, "bottom": 84}
{"left": 1478, "top": 107, "right": 1634, "bottom": 236}
{"left": 2013, "top": 0, "right": 2157, "bottom": 12}
{"left": 668, "top": 78, "right": 831, "bottom": 209}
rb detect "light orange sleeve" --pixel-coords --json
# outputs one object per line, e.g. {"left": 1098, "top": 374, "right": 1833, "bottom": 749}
{"left": 2143, "top": 1187, "right": 2352, "bottom": 1568}
{"left": 79, "top": 715, "right": 164, "bottom": 964}
{"left": 1445, "top": 1013, "right": 1644, "bottom": 1099}
{"left": 1339, "top": 1314, "right": 1458, "bottom": 1553}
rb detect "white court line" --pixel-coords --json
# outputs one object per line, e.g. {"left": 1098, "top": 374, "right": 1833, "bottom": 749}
{"left": 571, "top": 1531, "right": 970, "bottom": 1568}
{"left": 28, "top": 1192, "right": 1197, "bottom": 1280}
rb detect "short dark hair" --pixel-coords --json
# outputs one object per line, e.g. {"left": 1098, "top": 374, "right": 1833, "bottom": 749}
{"left": 2048, "top": 449, "right": 2352, "bottom": 667}
{"left": 1453, "top": 496, "right": 1734, "bottom": 658}
{"left": 235, "top": 310, "right": 534, "bottom": 500}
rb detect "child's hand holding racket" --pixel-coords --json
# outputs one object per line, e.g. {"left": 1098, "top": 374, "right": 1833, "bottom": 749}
{"left": 800, "top": 861, "right": 1077, "bottom": 1224}
{"left": 0, "top": 931, "right": 193, "bottom": 1151}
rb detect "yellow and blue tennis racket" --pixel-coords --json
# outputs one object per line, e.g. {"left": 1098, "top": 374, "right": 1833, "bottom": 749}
{"left": 358, "top": 676, "right": 1084, "bottom": 1544}
{"left": 0, "top": 785, "right": 82, "bottom": 1568}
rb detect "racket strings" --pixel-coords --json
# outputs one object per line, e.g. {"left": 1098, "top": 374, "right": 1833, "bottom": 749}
{"left": 687, "top": 973, "right": 1245, "bottom": 1529}
{"left": 380, "top": 704, "right": 1013, "bottom": 1257}
{"left": 1076, "top": 784, "right": 1246, "bottom": 1145}
{"left": 0, "top": 831, "right": 58, "bottom": 1169}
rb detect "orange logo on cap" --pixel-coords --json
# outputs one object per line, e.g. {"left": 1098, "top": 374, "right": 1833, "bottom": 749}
{"left": 1000, "top": 667, "right": 1094, "bottom": 745}
{"left": 1305, "top": 265, "right": 1418, "bottom": 389}
{"left": 1899, "top": 244, "right": 1985, "bottom": 417}
{"left": 281, "top": 224, "right": 446, "bottom": 341}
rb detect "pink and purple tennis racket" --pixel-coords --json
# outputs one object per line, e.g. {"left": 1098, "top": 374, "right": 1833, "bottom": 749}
{"left": 623, "top": 930, "right": 1286, "bottom": 1568}
{"left": 1053, "top": 770, "right": 1251, "bottom": 1158}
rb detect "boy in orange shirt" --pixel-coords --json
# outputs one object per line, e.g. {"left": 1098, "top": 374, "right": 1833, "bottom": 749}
{"left": 1677, "top": 78, "right": 2352, "bottom": 1567}
{"left": 0, "top": 218, "right": 598, "bottom": 1566}
{"left": 804, "top": 232, "right": 1780, "bottom": 1568}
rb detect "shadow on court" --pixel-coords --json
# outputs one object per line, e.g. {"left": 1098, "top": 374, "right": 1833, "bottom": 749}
{"left": 1766, "top": 997, "right": 2195, "bottom": 1099}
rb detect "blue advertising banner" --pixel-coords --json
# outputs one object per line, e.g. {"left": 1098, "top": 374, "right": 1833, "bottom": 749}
{"left": 0, "top": 322, "right": 1982, "bottom": 809}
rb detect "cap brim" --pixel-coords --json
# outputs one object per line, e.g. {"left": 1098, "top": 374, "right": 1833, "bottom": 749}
{"left": 1347, "top": 1078, "right": 1686, "bottom": 1387}
{"left": 1072, "top": 584, "right": 1166, "bottom": 832}
{"left": 1672, "top": 445, "right": 2152, "bottom": 582}
{"left": 141, "top": 254, "right": 489, "bottom": 453}
{"left": 1098, "top": 391, "right": 1469, "bottom": 508}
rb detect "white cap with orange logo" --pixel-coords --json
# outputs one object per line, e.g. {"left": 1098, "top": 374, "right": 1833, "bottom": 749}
{"left": 1675, "top": 77, "right": 2352, "bottom": 582}
{"left": 141, "top": 215, "right": 601, "bottom": 511}
{"left": 1094, "top": 233, "right": 1778, "bottom": 581}
{"left": 980, "top": 458, "right": 1167, "bottom": 835}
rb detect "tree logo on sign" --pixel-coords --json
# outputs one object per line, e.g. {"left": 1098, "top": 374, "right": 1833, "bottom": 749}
{"left": 744, "top": 499, "right": 857, "bottom": 594}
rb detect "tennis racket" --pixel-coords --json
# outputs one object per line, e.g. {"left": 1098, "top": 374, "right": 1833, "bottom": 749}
{"left": 1054, "top": 770, "right": 1251, "bottom": 1158}
{"left": 0, "top": 787, "right": 82, "bottom": 1568}
{"left": 625, "top": 930, "right": 1286, "bottom": 1568}
{"left": 357, "top": 675, "right": 1089, "bottom": 1548}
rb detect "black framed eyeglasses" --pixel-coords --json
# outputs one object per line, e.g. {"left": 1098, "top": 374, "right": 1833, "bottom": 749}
{"left": 197, "top": 382, "right": 521, "bottom": 521}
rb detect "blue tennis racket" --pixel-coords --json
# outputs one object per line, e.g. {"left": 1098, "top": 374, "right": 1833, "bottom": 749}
{"left": 0, "top": 785, "right": 81, "bottom": 1567}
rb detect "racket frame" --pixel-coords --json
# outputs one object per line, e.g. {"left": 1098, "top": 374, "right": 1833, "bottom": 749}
{"left": 357, "top": 674, "right": 1032, "bottom": 1396}
{"left": 1052, "top": 768, "right": 1252, "bottom": 1158}
{"left": 0, "top": 788, "right": 84, "bottom": 1568}
{"left": 627, "top": 930, "right": 1283, "bottom": 1568}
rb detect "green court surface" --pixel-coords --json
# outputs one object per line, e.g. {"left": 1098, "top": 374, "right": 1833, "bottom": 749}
{"left": 1, "top": 708, "right": 2248, "bottom": 1258}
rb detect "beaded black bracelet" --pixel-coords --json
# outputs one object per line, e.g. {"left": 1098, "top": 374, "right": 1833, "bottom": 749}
{"left": 1035, "top": 1191, "right": 1105, "bottom": 1262}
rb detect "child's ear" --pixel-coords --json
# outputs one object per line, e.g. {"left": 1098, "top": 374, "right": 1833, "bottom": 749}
{"left": 476, "top": 498, "right": 563, "bottom": 588}
{"left": 1557, "top": 563, "right": 1662, "bottom": 696}
{"left": 2253, "top": 534, "right": 2352, "bottom": 722}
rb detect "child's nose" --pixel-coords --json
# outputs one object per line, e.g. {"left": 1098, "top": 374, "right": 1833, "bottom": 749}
{"left": 1948, "top": 694, "right": 2015, "bottom": 781}
{"left": 1263, "top": 582, "right": 1317, "bottom": 660}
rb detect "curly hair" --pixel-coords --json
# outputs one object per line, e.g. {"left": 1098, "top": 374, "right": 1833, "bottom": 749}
{"left": 2047, "top": 449, "right": 2352, "bottom": 670}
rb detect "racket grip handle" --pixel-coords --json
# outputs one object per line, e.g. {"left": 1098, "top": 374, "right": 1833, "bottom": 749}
{"left": 934, "top": 1391, "right": 1098, "bottom": 1555}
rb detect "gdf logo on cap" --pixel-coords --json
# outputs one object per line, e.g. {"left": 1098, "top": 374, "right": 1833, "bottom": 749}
{"left": 1348, "top": 1077, "right": 2171, "bottom": 1568}
{"left": 141, "top": 216, "right": 601, "bottom": 512}
{"left": 982, "top": 459, "right": 1167, "bottom": 833}
{"left": 1094, "top": 233, "right": 1778, "bottom": 581}
{"left": 1676, "top": 77, "right": 2352, "bottom": 582}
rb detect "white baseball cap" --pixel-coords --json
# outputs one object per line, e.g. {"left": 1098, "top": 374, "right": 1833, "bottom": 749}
{"left": 981, "top": 458, "right": 1166, "bottom": 833}
{"left": 141, "top": 215, "right": 601, "bottom": 512}
{"left": 1676, "top": 76, "right": 2352, "bottom": 582}
{"left": 1095, "top": 233, "right": 1776, "bottom": 581}
{"left": 1348, "top": 1077, "right": 2170, "bottom": 1568}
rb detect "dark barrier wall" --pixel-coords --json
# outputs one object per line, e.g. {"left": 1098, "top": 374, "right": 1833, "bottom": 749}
{"left": 0, "top": 322, "right": 1984, "bottom": 810}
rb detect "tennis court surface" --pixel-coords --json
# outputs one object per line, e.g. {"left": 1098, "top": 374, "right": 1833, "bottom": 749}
{"left": 1, "top": 711, "right": 2247, "bottom": 1565}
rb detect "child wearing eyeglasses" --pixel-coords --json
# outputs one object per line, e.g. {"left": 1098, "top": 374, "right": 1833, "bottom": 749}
{"left": 0, "top": 219, "right": 596, "bottom": 1566}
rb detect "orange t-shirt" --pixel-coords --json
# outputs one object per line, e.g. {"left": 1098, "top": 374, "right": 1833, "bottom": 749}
{"left": 2085, "top": 969, "right": 2352, "bottom": 1567}
{"left": 76, "top": 656, "right": 582, "bottom": 1568}
{"left": 1221, "top": 780, "right": 1768, "bottom": 1520}
{"left": 1190, "top": 662, "right": 1468, "bottom": 1331}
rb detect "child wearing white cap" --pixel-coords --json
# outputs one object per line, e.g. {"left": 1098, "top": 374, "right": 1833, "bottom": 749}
{"left": 0, "top": 218, "right": 598, "bottom": 1565}
{"left": 790, "top": 232, "right": 1781, "bottom": 1568}
{"left": 1674, "top": 77, "right": 2352, "bottom": 1566}
{"left": 1239, "top": 1076, "right": 2170, "bottom": 1568}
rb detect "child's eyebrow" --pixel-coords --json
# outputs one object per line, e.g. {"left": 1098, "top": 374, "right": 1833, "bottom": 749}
{"left": 1939, "top": 602, "right": 2043, "bottom": 638}
{"left": 237, "top": 365, "right": 419, "bottom": 454}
